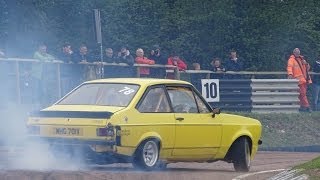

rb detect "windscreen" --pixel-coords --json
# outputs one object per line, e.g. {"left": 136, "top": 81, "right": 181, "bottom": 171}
{"left": 58, "top": 83, "right": 139, "bottom": 107}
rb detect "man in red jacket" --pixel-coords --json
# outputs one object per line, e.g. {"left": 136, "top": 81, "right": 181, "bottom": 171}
{"left": 167, "top": 55, "right": 187, "bottom": 79}
{"left": 135, "top": 48, "right": 155, "bottom": 77}
{"left": 167, "top": 56, "right": 187, "bottom": 71}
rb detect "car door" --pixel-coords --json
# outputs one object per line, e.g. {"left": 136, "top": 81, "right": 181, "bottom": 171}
{"left": 135, "top": 85, "right": 175, "bottom": 157}
{"left": 166, "top": 85, "right": 222, "bottom": 157}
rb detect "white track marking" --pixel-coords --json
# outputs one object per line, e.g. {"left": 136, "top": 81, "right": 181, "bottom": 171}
{"left": 290, "top": 174, "right": 309, "bottom": 180}
{"left": 267, "top": 169, "right": 306, "bottom": 180}
{"left": 232, "top": 169, "right": 287, "bottom": 180}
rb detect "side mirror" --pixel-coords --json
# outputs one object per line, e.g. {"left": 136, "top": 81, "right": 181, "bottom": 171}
{"left": 212, "top": 108, "right": 221, "bottom": 118}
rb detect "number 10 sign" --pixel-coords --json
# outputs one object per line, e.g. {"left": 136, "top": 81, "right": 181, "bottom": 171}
{"left": 201, "top": 79, "right": 220, "bottom": 102}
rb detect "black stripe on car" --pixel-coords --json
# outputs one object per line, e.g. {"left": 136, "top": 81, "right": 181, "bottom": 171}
{"left": 30, "top": 111, "right": 113, "bottom": 119}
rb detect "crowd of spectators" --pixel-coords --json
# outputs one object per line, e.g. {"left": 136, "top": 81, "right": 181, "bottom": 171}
{"left": 13, "top": 42, "right": 244, "bottom": 107}
{"left": 3, "top": 43, "right": 320, "bottom": 112}
{"left": 0, "top": 43, "right": 247, "bottom": 80}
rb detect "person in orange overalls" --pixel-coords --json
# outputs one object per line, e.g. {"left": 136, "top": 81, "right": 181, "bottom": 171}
{"left": 287, "top": 48, "right": 312, "bottom": 112}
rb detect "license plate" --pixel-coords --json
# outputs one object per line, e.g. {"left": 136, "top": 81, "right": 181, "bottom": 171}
{"left": 53, "top": 127, "right": 83, "bottom": 136}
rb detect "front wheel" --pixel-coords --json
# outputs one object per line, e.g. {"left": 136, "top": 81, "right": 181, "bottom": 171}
{"left": 233, "top": 138, "right": 251, "bottom": 172}
{"left": 133, "top": 139, "right": 160, "bottom": 170}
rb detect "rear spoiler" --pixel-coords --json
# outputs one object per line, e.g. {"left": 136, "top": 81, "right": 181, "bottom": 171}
{"left": 29, "top": 111, "right": 113, "bottom": 119}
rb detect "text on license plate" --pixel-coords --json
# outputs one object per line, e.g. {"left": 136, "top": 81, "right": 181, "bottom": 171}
{"left": 53, "top": 127, "right": 83, "bottom": 136}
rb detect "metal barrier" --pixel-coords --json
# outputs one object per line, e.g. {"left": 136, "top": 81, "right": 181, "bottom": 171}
{"left": 214, "top": 79, "right": 300, "bottom": 113}
{"left": 0, "top": 58, "right": 308, "bottom": 112}
{"left": 0, "top": 58, "right": 177, "bottom": 107}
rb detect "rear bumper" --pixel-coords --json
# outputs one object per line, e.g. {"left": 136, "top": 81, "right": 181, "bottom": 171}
{"left": 27, "top": 136, "right": 116, "bottom": 146}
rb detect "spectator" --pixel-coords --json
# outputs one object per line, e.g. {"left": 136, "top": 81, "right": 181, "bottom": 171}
{"left": 101, "top": 47, "right": 116, "bottom": 78}
{"left": 115, "top": 46, "right": 135, "bottom": 77}
{"left": 75, "top": 44, "right": 96, "bottom": 81}
{"left": 117, "top": 46, "right": 134, "bottom": 65}
{"left": 210, "top": 57, "right": 226, "bottom": 79}
{"left": 190, "top": 62, "right": 205, "bottom": 91}
{"left": 312, "top": 55, "right": 320, "bottom": 111}
{"left": 287, "top": 48, "right": 312, "bottom": 112}
{"left": 149, "top": 44, "right": 167, "bottom": 78}
{"left": 192, "top": 62, "right": 201, "bottom": 70}
{"left": 167, "top": 54, "right": 187, "bottom": 79}
{"left": 97, "top": 46, "right": 134, "bottom": 78}
{"left": 59, "top": 43, "right": 79, "bottom": 96}
{"left": 59, "top": 43, "right": 77, "bottom": 63}
{"left": 32, "top": 43, "right": 56, "bottom": 106}
{"left": 167, "top": 55, "right": 187, "bottom": 71}
{"left": 225, "top": 50, "right": 244, "bottom": 79}
{"left": 135, "top": 48, "right": 155, "bottom": 78}
{"left": 75, "top": 44, "right": 92, "bottom": 63}
{"left": 33, "top": 43, "right": 55, "bottom": 61}
{"left": 105, "top": 48, "right": 116, "bottom": 63}
{"left": 104, "top": 46, "right": 135, "bottom": 78}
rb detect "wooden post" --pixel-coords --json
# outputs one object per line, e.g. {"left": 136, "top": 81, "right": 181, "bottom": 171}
{"left": 15, "top": 60, "right": 21, "bottom": 104}
{"left": 174, "top": 67, "right": 180, "bottom": 80}
{"left": 136, "top": 66, "right": 140, "bottom": 78}
{"left": 206, "top": 73, "right": 211, "bottom": 79}
{"left": 57, "top": 63, "right": 62, "bottom": 98}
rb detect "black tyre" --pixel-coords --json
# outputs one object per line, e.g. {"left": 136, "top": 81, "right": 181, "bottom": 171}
{"left": 232, "top": 137, "right": 251, "bottom": 172}
{"left": 132, "top": 139, "right": 160, "bottom": 170}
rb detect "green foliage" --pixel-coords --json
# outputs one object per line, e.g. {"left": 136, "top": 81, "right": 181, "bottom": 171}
{"left": 1, "top": 0, "right": 320, "bottom": 69}
{"left": 0, "top": 0, "right": 8, "bottom": 47}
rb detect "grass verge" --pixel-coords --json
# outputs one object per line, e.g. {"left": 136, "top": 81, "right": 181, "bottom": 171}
{"left": 232, "top": 112, "right": 320, "bottom": 148}
{"left": 295, "top": 156, "right": 320, "bottom": 180}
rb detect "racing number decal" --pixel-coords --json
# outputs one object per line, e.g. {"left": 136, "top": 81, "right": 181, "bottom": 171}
{"left": 118, "top": 87, "right": 135, "bottom": 95}
{"left": 201, "top": 79, "right": 220, "bottom": 102}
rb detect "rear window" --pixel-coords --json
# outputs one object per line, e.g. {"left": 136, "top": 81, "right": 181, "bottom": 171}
{"left": 58, "top": 83, "right": 139, "bottom": 107}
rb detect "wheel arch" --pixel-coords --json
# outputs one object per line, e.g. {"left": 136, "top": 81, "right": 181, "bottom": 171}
{"left": 224, "top": 135, "right": 252, "bottom": 162}
{"left": 133, "top": 132, "right": 162, "bottom": 156}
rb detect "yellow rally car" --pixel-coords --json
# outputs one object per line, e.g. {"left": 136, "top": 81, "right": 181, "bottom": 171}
{"left": 27, "top": 78, "right": 262, "bottom": 171}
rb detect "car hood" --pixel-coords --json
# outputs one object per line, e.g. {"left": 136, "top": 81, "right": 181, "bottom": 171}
{"left": 219, "top": 113, "right": 261, "bottom": 125}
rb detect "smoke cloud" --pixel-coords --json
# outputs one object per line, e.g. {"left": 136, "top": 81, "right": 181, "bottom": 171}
{"left": 0, "top": 104, "right": 85, "bottom": 171}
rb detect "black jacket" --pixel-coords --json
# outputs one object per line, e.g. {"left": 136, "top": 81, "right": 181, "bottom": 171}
{"left": 149, "top": 53, "right": 167, "bottom": 78}
{"left": 313, "top": 60, "right": 320, "bottom": 84}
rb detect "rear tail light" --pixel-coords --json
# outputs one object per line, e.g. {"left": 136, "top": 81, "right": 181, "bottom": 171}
{"left": 27, "top": 126, "right": 40, "bottom": 134}
{"left": 96, "top": 123, "right": 114, "bottom": 137}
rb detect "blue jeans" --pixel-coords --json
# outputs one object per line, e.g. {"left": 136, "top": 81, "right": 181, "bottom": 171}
{"left": 313, "top": 84, "right": 320, "bottom": 109}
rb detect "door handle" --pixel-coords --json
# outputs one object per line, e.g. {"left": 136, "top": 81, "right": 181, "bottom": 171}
{"left": 176, "top": 117, "right": 184, "bottom": 121}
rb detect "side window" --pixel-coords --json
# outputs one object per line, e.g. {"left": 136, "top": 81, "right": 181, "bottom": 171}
{"left": 137, "top": 87, "right": 171, "bottom": 113}
{"left": 194, "top": 93, "right": 211, "bottom": 113}
{"left": 167, "top": 87, "right": 198, "bottom": 113}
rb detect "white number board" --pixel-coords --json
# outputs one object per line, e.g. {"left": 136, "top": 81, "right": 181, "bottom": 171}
{"left": 201, "top": 79, "right": 220, "bottom": 102}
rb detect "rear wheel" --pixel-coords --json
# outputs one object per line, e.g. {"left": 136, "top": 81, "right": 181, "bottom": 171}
{"left": 233, "top": 137, "right": 251, "bottom": 172}
{"left": 132, "top": 139, "right": 160, "bottom": 170}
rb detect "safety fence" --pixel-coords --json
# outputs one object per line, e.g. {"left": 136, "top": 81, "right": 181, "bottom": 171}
{"left": 215, "top": 79, "right": 300, "bottom": 113}
{"left": 0, "top": 58, "right": 311, "bottom": 112}
{"left": 0, "top": 58, "right": 177, "bottom": 106}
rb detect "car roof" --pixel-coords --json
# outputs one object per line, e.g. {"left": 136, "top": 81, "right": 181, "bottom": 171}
{"left": 86, "top": 78, "right": 192, "bottom": 86}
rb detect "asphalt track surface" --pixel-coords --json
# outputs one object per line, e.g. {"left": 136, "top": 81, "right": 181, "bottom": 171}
{"left": 0, "top": 151, "right": 318, "bottom": 180}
